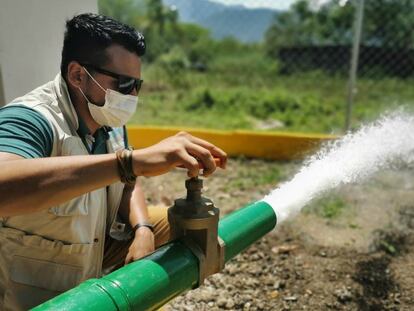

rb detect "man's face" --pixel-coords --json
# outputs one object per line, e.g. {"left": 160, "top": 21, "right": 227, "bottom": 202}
{"left": 81, "top": 44, "right": 142, "bottom": 107}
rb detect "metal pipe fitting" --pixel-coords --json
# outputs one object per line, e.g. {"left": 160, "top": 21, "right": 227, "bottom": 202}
{"left": 168, "top": 177, "right": 225, "bottom": 286}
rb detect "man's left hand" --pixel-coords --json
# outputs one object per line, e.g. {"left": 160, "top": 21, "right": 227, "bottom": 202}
{"left": 124, "top": 226, "right": 155, "bottom": 264}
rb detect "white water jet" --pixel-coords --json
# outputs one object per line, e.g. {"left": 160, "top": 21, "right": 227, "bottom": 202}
{"left": 263, "top": 111, "right": 414, "bottom": 224}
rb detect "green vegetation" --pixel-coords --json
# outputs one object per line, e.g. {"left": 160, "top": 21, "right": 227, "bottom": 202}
{"left": 373, "top": 230, "right": 408, "bottom": 256}
{"left": 134, "top": 60, "right": 414, "bottom": 133}
{"left": 99, "top": 0, "right": 414, "bottom": 134}
{"left": 265, "top": 0, "right": 414, "bottom": 50}
{"left": 305, "top": 194, "right": 347, "bottom": 219}
{"left": 219, "top": 158, "right": 296, "bottom": 192}
{"left": 225, "top": 162, "right": 282, "bottom": 191}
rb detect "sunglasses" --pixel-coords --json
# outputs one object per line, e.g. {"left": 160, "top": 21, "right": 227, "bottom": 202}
{"left": 80, "top": 63, "right": 143, "bottom": 95}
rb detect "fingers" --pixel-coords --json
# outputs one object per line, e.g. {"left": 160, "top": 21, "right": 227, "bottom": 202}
{"left": 133, "top": 132, "right": 227, "bottom": 178}
{"left": 124, "top": 250, "right": 145, "bottom": 265}
{"left": 124, "top": 245, "right": 155, "bottom": 265}
{"left": 176, "top": 132, "right": 227, "bottom": 170}
{"left": 175, "top": 149, "right": 200, "bottom": 178}
{"left": 185, "top": 142, "right": 216, "bottom": 177}
{"left": 124, "top": 253, "right": 132, "bottom": 265}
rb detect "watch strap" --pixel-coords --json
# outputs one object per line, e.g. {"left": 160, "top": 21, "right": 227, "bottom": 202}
{"left": 132, "top": 222, "right": 154, "bottom": 233}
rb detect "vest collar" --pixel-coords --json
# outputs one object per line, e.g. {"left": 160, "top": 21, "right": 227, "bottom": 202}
{"left": 53, "top": 73, "right": 79, "bottom": 134}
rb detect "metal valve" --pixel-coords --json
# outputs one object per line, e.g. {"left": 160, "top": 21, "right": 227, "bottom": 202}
{"left": 168, "top": 177, "right": 225, "bottom": 286}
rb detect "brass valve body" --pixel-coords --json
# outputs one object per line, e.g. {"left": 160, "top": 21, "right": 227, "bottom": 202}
{"left": 168, "top": 177, "right": 225, "bottom": 285}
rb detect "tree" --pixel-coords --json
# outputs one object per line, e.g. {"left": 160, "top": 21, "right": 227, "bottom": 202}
{"left": 265, "top": 0, "right": 414, "bottom": 58}
{"left": 98, "top": 0, "right": 181, "bottom": 61}
{"left": 98, "top": 0, "right": 146, "bottom": 26}
{"left": 363, "top": 0, "right": 414, "bottom": 48}
{"left": 265, "top": 0, "right": 354, "bottom": 58}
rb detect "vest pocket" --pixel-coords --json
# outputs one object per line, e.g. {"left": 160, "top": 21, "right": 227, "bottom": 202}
{"left": 22, "top": 234, "right": 90, "bottom": 255}
{"left": 0, "top": 227, "right": 93, "bottom": 310}
{"left": 5, "top": 256, "right": 83, "bottom": 310}
{"left": 10, "top": 255, "right": 83, "bottom": 291}
{"left": 48, "top": 194, "right": 89, "bottom": 216}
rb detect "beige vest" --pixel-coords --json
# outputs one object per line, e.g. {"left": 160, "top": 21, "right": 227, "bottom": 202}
{"left": 0, "top": 74, "right": 127, "bottom": 310}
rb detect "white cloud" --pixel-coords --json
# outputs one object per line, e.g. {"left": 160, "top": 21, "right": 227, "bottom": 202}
{"left": 211, "top": 0, "right": 333, "bottom": 11}
{"left": 210, "top": 0, "right": 296, "bottom": 11}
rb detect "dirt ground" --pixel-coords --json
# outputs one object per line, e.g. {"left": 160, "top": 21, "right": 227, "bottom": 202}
{"left": 140, "top": 158, "right": 414, "bottom": 311}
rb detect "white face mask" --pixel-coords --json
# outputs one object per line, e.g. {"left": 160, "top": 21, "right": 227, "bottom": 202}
{"left": 78, "top": 67, "right": 138, "bottom": 127}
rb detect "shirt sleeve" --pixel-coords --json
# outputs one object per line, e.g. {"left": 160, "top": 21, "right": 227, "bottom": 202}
{"left": 0, "top": 105, "right": 54, "bottom": 158}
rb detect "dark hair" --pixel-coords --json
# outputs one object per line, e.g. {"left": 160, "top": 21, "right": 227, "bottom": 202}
{"left": 61, "top": 13, "right": 145, "bottom": 77}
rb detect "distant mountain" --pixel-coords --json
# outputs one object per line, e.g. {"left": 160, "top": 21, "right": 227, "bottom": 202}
{"left": 163, "top": 0, "right": 279, "bottom": 43}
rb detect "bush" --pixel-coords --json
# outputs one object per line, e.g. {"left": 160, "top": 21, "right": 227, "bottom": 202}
{"left": 156, "top": 46, "right": 190, "bottom": 73}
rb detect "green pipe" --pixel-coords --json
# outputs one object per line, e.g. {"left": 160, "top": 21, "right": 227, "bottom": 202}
{"left": 32, "top": 201, "right": 276, "bottom": 311}
{"left": 219, "top": 201, "right": 277, "bottom": 262}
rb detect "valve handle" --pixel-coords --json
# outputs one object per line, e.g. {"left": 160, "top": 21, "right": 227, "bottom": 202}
{"left": 177, "top": 157, "right": 221, "bottom": 170}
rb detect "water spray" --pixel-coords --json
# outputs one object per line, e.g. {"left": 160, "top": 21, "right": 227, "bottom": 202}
{"left": 263, "top": 111, "right": 414, "bottom": 223}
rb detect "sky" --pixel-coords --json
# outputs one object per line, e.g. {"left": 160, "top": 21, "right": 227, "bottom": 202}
{"left": 211, "top": 0, "right": 332, "bottom": 11}
{"left": 211, "top": 0, "right": 298, "bottom": 10}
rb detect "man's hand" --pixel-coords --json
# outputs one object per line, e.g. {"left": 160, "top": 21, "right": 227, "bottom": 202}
{"left": 132, "top": 132, "right": 227, "bottom": 178}
{"left": 124, "top": 227, "right": 155, "bottom": 264}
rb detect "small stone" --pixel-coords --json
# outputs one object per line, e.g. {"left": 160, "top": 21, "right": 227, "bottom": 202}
{"left": 284, "top": 296, "right": 298, "bottom": 302}
{"left": 272, "top": 244, "right": 298, "bottom": 254}
{"left": 225, "top": 299, "right": 235, "bottom": 309}
{"left": 268, "top": 290, "right": 279, "bottom": 299}
{"left": 217, "top": 297, "right": 227, "bottom": 307}
{"left": 227, "top": 265, "right": 239, "bottom": 275}
{"left": 248, "top": 266, "right": 262, "bottom": 276}
{"left": 243, "top": 294, "right": 253, "bottom": 301}
{"left": 198, "top": 290, "right": 213, "bottom": 302}
{"left": 334, "top": 287, "right": 353, "bottom": 303}
{"left": 243, "top": 302, "right": 251, "bottom": 311}
{"left": 393, "top": 293, "right": 401, "bottom": 304}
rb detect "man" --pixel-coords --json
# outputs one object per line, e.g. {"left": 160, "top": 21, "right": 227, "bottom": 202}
{"left": 0, "top": 13, "right": 226, "bottom": 310}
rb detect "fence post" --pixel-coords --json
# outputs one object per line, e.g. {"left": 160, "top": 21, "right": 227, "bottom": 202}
{"left": 345, "top": 0, "right": 365, "bottom": 132}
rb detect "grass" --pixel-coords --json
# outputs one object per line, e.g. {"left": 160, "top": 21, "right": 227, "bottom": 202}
{"left": 304, "top": 194, "right": 348, "bottom": 219}
{"left": 130, "top": 48, "right": 414, "bottom": 134}
{"left": 226, "top": 164, "right": 281, "bottom": 191}
{"left": 219, "top": 158, "right": 296, "bottom": 193}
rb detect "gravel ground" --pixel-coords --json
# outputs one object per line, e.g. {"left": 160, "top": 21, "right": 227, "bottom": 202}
{"left": 140, "top": 159, "right": 414, "bottom": 311}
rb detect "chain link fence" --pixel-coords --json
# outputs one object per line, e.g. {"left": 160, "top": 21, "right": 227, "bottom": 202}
{"left": 265, "top": 0, "right": 414, "bottom": 130}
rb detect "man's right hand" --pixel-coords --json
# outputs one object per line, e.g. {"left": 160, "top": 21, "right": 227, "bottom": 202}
{"left": 132, "top": 131, "right": 227, "bottom": 178}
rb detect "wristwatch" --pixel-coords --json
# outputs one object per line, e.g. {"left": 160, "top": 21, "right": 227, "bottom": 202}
{"left": 132, "top": 222, "right": 154, "bottom": 233}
